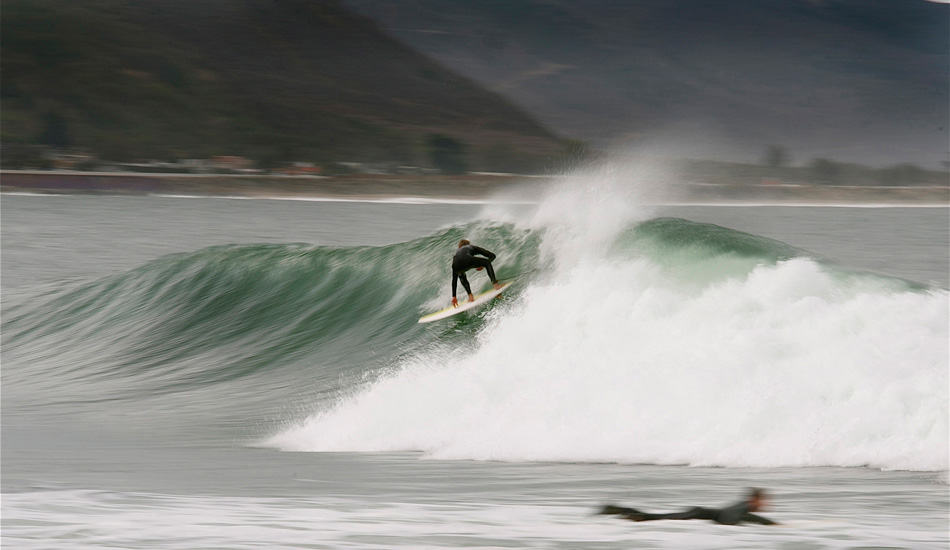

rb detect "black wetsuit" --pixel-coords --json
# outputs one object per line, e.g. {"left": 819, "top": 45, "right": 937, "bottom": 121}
{"left": 600, "top": 501, "right": 777, "bottom": 526}
{"left": 452, "top": 244, "right": 498, "bottom": 298}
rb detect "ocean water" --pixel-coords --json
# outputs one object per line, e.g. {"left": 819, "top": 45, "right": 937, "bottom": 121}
{"left": 2, "top": 172, "right": 948, "bottom": 549}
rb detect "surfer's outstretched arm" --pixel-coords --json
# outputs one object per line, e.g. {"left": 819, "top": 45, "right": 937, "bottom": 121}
{"left": 452, "top": 271, "right": 474, "bottom": 306}
{"left": 741, "top": 513, "right": 778, "bottom": 525}
{"left": 599, "top": 505, "right": 637, "bottom": 516}
{"left": 459, "top": 272, "right": 474, "bottom": 302}
{"left": 452, "top": 272, "right": 459, "bottom": 306}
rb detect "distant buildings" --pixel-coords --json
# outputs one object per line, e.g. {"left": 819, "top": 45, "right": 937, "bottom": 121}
{"left": 29, "top": 149, "right": 443, "bottom": 176}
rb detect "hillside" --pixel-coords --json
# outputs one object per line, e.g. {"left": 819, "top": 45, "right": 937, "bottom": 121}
{"left": 1, "top": 0, "right": 566, "bottom": 170}
{"left": 343, "top": 0, "right": 949, "bottom": 168}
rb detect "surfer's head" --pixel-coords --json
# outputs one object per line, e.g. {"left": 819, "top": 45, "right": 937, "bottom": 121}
{"left": 746, "top": 488, "right": 767, "bottom": 511}
{"left": 458, "top": 239, "right": 470, "bottom": 247}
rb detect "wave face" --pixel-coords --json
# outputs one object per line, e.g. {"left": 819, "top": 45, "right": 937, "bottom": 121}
{"left": 268, "top": 175, "right": 948, "bottom": 471}
{"left": 2, "top": 227, "right": 538, "bottom": 413}
{"left": 4, "top": 176, "right": 947, "bottom": 470}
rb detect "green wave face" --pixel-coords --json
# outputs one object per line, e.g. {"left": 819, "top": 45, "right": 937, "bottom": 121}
{"left": 2, "top": 217, "right": 928, "bottom": 427}
{"left": 626, "top": 217, "right": 804, "bottom": 262}
{"left": 1, "top": 222, "right": 541, "bottom": 411}
{"left": 611, "top": 217, "right": 806, "bottom": 285}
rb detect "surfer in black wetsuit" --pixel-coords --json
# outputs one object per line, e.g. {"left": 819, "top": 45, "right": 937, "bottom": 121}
{"left": 452, "top": 239, "right": 502, "bottom": 307}
{"left": 599, "top": 488, "right": 778, "bottom": 526}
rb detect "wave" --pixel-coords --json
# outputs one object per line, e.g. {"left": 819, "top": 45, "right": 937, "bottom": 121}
{"left": 267, "top": 227, "right": 947, "bottom": 470}
{"left": 1, "top": 223, "right": 538, "bottom": 410}
{"left": 266, "top": 173, "right": 948, "bottom": 471}
{"left": 4, "top": 171, "right": 946, "bottom": 469}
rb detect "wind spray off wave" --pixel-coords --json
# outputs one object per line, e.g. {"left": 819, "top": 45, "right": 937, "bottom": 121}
{"left": 270, "top": 164, "right": 949, "bottom": 471}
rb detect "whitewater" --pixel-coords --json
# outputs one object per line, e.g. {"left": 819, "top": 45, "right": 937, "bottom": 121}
{"left": 270, "top": 171, "right": 949, "bottom": 471}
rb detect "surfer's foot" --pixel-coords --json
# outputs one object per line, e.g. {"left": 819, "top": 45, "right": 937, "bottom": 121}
{"left": 493, "top": 282, "right": 502, "bottom": 290}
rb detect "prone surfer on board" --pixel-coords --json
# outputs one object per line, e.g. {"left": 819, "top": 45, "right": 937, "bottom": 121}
{"left": 452, "top": 239, "right": 502, "bottom": 307}
{"left": 599, "top": 488, "right": 779, "bottom": 526}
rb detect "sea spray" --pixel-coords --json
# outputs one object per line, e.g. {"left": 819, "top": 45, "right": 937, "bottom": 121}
{"left": 269, "top": 252, "right": 948, "bottom": 470}
{"left": 269, "top": 164, "right": 949, "bottom": 471}
{"left": 482, "top": 153, "right": 680, "bottom": 269}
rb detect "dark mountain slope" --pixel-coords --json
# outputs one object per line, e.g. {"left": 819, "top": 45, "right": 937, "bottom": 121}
{"left": 343, "top": 0, "right": 949, "bottom": 167}
{"left": 1, "top": 0, "right": 565, "bottom": 167}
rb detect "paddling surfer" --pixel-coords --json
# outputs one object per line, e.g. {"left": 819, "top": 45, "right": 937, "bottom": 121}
{"left": 599, "top": 488, "right": 779, "bottom": 526}
{"left": 452, "top": 239, "right": 502, "bottom": 307}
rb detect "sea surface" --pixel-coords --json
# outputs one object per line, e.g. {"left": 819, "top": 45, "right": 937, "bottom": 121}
{"left": 2, "top": 172, "right": 948, "bottom": 549}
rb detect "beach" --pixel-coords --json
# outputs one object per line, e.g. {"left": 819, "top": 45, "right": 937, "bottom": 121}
{"left": 2, "top": 169, "right": 947, "bottom": 205}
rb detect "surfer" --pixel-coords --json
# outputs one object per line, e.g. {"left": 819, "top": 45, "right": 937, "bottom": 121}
{"left": 599, "top": 488, "right": 779, "bottom": 526}
{"left": 452, "top": 239, "right": 502, "bottom": 307}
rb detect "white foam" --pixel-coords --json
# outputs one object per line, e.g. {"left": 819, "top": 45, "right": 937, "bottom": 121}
{"left": 270, "top": 159, "right": 950, "bottom": 471}
{"left": 271, "top": 255, "right": 948, "bottom": 470}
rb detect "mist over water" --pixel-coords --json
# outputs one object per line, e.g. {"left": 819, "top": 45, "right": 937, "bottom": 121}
{"left": 269, "top": 162, "right": 949, "bottom": 471}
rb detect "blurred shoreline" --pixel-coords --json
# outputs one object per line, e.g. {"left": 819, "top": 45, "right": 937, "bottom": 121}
{"left": 2, "top": 170, "right": 947, "bottom": 205}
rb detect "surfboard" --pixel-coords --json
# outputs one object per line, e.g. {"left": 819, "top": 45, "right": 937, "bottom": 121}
{"left": 418, "top": 282, "right": 512, "bottom": 323}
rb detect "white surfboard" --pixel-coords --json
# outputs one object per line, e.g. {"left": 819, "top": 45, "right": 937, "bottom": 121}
{"left": 418, "top": 282, "right": 512, "bottom": 323}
